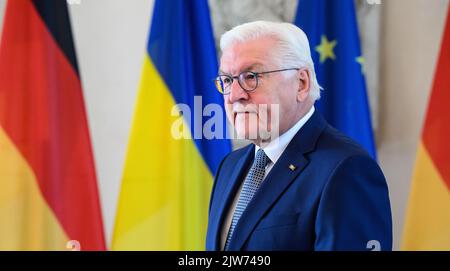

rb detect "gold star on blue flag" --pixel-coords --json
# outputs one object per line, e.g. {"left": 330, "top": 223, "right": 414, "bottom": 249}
{"left": 315, "top": 35, "right": 337, "bottom": 63}
{"left": 294, "top": 0, "right": 377, "bottom": 159}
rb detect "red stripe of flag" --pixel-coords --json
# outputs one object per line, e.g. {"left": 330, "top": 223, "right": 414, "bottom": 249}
{"left": 422, "top": 6, "right": 450, "bottom": 191}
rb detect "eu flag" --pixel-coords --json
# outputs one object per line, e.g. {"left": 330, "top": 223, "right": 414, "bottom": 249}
{"left": 294, "top": 0, "right": 377, "bottom": 158}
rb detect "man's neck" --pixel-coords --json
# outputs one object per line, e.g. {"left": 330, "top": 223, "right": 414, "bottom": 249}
{"left": 253, "top": 104, "right": 314, "bottom": 147}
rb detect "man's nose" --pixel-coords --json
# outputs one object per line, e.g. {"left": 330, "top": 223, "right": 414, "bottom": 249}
{"left": 228, "top": 80, "right": 249, "bottom": 103}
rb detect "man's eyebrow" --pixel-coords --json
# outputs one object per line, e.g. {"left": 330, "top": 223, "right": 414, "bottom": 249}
{"left": 219, "top": 63, "right": 265, "bottom": 75}
{"left": 243, "top": 63, "right": 265, "bottom": 71}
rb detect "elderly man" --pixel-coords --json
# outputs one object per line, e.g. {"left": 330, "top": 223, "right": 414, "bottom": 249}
{"left": 205, "top": 21, "right": 392, "bottom": 251}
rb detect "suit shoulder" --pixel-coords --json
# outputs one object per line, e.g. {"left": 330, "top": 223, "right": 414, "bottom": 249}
{"left": 314, "top": 125, "right": 374, "bottom": 162}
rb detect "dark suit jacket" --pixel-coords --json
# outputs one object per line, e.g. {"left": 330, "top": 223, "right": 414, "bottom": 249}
{"left": 206, "top": 111, "right": 392, "bottom": 251}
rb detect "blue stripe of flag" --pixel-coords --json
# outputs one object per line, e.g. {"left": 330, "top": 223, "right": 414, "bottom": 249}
{"left": 147, "top": 0, "right": 231, "bottom": 174}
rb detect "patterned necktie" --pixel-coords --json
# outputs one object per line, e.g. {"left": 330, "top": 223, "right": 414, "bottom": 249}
{"left": 224, "top": 149, "right": 270, "bottom": 250}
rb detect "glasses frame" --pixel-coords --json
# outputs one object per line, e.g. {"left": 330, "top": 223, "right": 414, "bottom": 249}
{"left": 215, "top": 68, "right": 300, "bottom": 95}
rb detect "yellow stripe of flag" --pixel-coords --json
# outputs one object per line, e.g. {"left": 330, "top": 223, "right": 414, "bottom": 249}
{"left": 112, "top": 56, "right": 213, "bottom": 250}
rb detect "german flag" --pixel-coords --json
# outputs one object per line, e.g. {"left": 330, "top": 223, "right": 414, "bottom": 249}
{"left": 402, "top": 6, "right": 450, "bottom": 250}
{"left": 0, "top": 0, "right": 105, "bottom": 250}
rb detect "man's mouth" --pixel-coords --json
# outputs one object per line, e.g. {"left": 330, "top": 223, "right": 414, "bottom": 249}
{"left": 234, "top": 111, "right": 256, "bottom": 121}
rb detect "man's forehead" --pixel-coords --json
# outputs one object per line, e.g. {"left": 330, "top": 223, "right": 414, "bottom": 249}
{"left": 219, "top": 37, "right": 276, "bottom": 73}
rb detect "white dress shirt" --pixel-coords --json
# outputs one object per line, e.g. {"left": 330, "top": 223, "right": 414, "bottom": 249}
{"left": 220, "top": 106, "right": 315, "bottom": 250}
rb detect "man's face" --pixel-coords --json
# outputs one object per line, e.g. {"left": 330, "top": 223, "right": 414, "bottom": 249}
{"left": 220, "top": 36, "right": 301, "bottom": 143}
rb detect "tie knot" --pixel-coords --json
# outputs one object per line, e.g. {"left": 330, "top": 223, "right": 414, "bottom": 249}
{"left": 255, "top": 149, "right": 270, "bottom": 169}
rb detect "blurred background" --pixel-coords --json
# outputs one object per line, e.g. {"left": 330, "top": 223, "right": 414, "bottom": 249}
{"left": 0, "top": 0, "right": 449, "bottom": 250}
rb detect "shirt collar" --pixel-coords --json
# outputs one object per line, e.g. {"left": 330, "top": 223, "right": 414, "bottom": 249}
{"left": 255, "top": 106, "right": 315, "bottom": 164}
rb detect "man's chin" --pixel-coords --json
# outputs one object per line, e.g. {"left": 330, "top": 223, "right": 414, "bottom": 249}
{"left": 234, "top": 128, "right": 256, "bottom": 141}
{"left": 234, "top": 129, "right": 274, "bottom": 142}
{"left": 233, "top": 119, "right": 275, "bottom": 141}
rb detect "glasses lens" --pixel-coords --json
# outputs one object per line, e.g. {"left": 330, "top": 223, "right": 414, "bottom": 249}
{"left": 239, "top": 72, "right": 258, "bottom": 91}
{"left": 214, "top": 78, "right": 224, "bottom": 94}
{"left": 215, "top": 75, "right": 232, "bottom": 94}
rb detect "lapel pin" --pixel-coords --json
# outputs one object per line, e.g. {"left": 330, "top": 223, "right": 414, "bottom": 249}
{"left": 289, "top": 164, "right": 296, "bottom": 171}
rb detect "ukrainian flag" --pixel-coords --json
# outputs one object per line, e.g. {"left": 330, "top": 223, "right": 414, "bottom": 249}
{"left": 112, "top": 0, "right": 231, "bottom": 250}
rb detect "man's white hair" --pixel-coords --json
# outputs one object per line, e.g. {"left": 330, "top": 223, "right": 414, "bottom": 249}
{"left": 220, "top": 21, "right": 322, "bottom": 101}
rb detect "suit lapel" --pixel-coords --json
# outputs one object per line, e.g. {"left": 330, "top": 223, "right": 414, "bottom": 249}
{"left": 228, "top": 111, "right": 327, "bottom": 250}
{"left": 208, "top": 144, "right": 254, "bottom": 250}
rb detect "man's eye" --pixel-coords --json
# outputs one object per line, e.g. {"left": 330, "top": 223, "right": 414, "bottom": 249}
{"left": 244, "top": 73, "right": 256, "bottom": 80}
{"left": 223, "top": 77, "right": 232, "bottom": 84}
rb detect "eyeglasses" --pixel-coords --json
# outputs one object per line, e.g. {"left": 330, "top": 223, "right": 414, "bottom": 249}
{"left": 214, "top": 68, "right": 300, "bottom": 95}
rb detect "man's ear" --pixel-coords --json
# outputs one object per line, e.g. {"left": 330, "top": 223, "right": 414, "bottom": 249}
{"left": 297, "top": 69, "right": 311, "bottom": 102}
